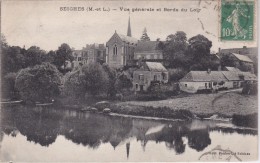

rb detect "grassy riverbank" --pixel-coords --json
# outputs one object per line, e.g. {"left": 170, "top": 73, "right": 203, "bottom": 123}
{"left": 57, "top": 90, "right": 257, "bottom": 127}
{"left": 115, "top": 91, "right": 257, "bottom": 117}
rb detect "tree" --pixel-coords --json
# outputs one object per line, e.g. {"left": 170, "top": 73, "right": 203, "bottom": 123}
{"left": 24, "top": 46, "right": 46, "bottom": 67}
{"left": 1, "top": 72, "right": 19, "bottom": 99}
{"left": 81, "top": 63, "right": 109, "bottom": 96}
{"left": 53, "top": 43, "right": 73, "bottom": 70}
{"left": 15, "top": 62, "right": 62, "bottom": 103}
{"left": 140, "top": 28, "right": 150, "bottom": 41}
{"left": 2, "top": 46, "right": 26, "bottom": 74}
{"left": 188, "top": 34, "right": 212, "bottom": 62}
{"left": 63, "top": 70, "right": 86, "bottom": 99}
{"left": 163, "top": 31, "right": 190, "bottom": 68}
{"left": 115, "top": 71, "right": 133, "bottom": 93}
{"left": 102, "top": 64, "right": 117, "bottom": 97}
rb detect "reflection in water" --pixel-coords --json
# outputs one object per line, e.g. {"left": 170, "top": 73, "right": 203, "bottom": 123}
{"left": 0, "top": 106, "right": 258, "bottom": 161}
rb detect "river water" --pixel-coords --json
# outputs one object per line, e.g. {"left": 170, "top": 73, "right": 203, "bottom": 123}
{"left": 0, "top": 106, "right": 258, "bottom": 162}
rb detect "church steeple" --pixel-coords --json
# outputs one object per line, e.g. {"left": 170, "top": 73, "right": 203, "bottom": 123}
{"left": 127, "top": 16, "right": 132, "bottom": 37}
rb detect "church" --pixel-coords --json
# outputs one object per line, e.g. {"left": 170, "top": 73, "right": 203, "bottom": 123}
{"left": 106, "top": 17, "right": 164, "bottom": 68}
{"left": 105, "top": 17, "right": 138, "bottom": 68}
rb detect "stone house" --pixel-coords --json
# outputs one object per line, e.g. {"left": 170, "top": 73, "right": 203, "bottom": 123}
{"left": 133, "top": 62, "right": 168, "bottom": 91}
{"left": 66, "top": 44, "right": 106, "bottom": 69}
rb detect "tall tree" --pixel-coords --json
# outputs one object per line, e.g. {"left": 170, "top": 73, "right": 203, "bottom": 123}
{"left": 188, "top": 34, "right": 212, "bottom": 61}
{"left": 24, "top": 46, "right": 46, "bottom": 67}
{"left": 54, "top": 43, "right": 73, "bottom": 69}
{"left": 15, "top": 62, "right": 62, "bottom": 103}
{"left": 163, "top": 31, "right": 190, "bottom": 68}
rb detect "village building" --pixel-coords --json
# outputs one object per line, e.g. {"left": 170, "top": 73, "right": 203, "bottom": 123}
{"left": 66, "top": 43, "right": 105, "bottom": 69}
{"left": 218, "top": 46, "right": 257, "bottom": 74}
{"left": 83, "top": 43, "right": 106, "bottom": 64}
{"left": 133, "top": 62, "right": 168, "bottom": 91}
{"left": 106, "top": 17, "right": 138, "bottom": 68}
{"left": 134, "top": 41, "right": 164, "bottom": 63}
{"left": 179, "top": 70, "right": 228, "bottom": 93}
{"left": 179, "top": 68, "right": 257, "bottom": 93}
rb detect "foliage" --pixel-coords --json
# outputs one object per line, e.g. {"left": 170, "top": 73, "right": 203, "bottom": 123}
{"left": 63, "top": 70, "right": 86, "bottom": 99}
{"left": 188, "top": 34, "right": 212, "bottom": 61}
{"left": 53, "top": 43, "right": 74, "bottom": 70}
{"left": 24, "top": 46, "right": 47, "bottom": 67}
{"left": 163, "top": 31, "right": 190, "bottom": 68}
{"left": 15, "top": 62, "right": 62, "bottom": 103}
{"left": 1, "top": 72, "right": 19, "bottom": 99}
{"left": 168, "top": 68, "right": 187, "bottom": 82}
{"left": 81, "top": 63, "right": 109, "bottom": 96}
{"left": 115, "top": 71, "right": 133, "bottom": 93}
{"left": 102, "top": 64, "right": 117, "bottom": 97}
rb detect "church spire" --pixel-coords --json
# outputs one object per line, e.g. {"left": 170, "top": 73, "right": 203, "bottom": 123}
{"left": 127, "top": 16, "right": 132, "bottom": 37}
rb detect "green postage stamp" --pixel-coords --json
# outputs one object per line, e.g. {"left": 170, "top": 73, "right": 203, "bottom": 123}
{"left": 221, "top": 0, "right": 254, "bottom": 41}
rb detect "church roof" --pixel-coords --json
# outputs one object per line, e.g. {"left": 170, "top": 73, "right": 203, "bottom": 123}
{"left": 135, "top": 41, "right": 162, "bottom": 53}
{"left": 232, "top": 53, "right": 253, "bottom": 63}
{"left": 117, "top": 34, "right": 138, "bottom": 44}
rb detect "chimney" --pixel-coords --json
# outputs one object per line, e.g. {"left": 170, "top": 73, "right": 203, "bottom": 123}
{"left": 207, "top": 68, "right": 211, "bottom": 74}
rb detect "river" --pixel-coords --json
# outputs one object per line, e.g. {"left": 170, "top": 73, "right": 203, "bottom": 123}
{"left": 0, "top": 106, "right": 258, "bottom": 162}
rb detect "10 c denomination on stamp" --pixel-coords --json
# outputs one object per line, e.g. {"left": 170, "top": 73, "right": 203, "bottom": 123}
{"left": 221, "top": 0, "right": 254, "bottom": 41}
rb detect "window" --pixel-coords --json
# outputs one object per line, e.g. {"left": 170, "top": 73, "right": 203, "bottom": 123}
{"left": 185, "top": 84, "right": 187, "bottom": 87}
{"left": 113, "top": 44, "right": 118, "bottom": 55}
{"left": 162, "top": 72, "right": 167, "bottom": 80}
{"left": 135, "top": 84, "right": 139, "bottom": 89}
{"left": 205, "top": 83, "right": 208, "bottom": 88}
{"left": 154, "top": 75, "right": 157, "bottom": 81}
{"left": 209, "top": 82, "right": 212, "bottom": 88}
{"left": 139, "top": 74, "right": 144, "bottom": 81}
{"left": 78, "top": 57, "right": 82, "bottom": 61}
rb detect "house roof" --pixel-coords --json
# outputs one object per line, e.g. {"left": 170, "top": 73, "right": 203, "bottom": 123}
{"left": 225, "top": 67, "right": 241, "bottom": 72}
{"left": 145, "top": 62, "right": 167, "bottom": 72}
{"left": 180, "top": 70, "right": 257, "bottom": 82}
{"left": 221, "top": 71, "right": 240, "bottom": 81}
{"left": 239, "top": 72, "right": 257, "bottom": 81}
{"left": 179, "top": 71, "right": 228, "bottom": 82}
{"left": 232, "top": 53, "right": 253, "bottom": 63}
{"left": 117, "top": 34, "right": 138, "bottom": 44}
{"left": 135, "top": 41, "right": 162, "bottom": 53}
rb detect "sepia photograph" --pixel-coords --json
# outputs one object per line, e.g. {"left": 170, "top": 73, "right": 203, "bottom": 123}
{"left": 0, "top": 0, "right": 258, "bottom": 162}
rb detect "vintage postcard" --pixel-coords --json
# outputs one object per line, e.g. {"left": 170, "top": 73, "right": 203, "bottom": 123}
{"left": 0, "top": 0, "right": 258, "bottom": 162}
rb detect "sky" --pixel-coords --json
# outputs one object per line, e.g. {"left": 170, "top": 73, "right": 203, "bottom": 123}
{"left": 1, "top": 0, "right": 257, "bottom": 52}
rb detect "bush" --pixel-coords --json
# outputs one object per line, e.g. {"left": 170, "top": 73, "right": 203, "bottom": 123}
{"left": 15, "top": 62, "right": 62, "bottom": 103}
{"left": 63, "top": 70, "right": 86, "bottom": 99}
{"left": 81, "top": 63, "right": 109, "bottom": 96}
{"left": 1, "top": 72, "right": 20, "bottom": 100}
{"left": 242, "top": 82, "right": 257, "bottom": 95}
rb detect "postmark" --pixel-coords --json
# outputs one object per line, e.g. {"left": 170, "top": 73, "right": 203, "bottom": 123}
{"left": 221, "top": 0, "right": 254, "bottom": 41}
{"left": 198, "top": 145, "right": 246, "bottom": 161}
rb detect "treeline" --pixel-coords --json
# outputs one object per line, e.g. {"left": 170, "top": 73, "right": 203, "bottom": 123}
{"left": 160, "top": 31, "right": 219, "bottom": 81}
{"left": 1, "top": 35, "right": 132, "bottom": 102}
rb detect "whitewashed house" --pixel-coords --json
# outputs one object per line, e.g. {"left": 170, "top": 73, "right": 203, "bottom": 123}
{"left": 179, "top": 68, "right": 257, "bottom": 93}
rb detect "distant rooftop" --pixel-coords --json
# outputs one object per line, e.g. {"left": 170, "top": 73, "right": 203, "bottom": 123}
{"left": 145, "top": 62, "right": 167, "bottom": 72}
{"left": 135, "top": 41, "right": 162, "bottom": 53}
{"left": 232, "top": 53, "right": 253, "bottom": 63}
